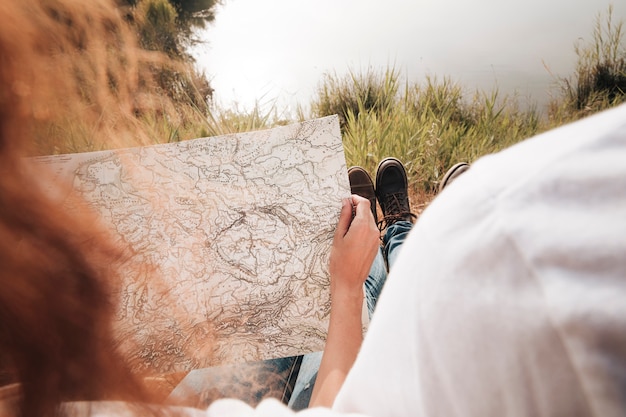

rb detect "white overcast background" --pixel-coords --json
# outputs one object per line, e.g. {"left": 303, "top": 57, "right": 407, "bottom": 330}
{"left": 191, "top": 0, "right": 626, "bottom": 113}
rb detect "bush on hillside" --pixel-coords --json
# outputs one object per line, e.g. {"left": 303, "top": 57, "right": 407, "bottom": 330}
{"left": 129, "top": 0, "right": 214, "bottom": 113}
{"left": 551, "top": 5, "right": 626, "bottom": 120}
{"left": 310, "top": 67, "right": 400, "bottom": 129}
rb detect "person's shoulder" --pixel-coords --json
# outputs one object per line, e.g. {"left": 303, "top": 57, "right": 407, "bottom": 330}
{"left": 476, "top": 102, "right": 626, "bottom": 196}
{"left": 401, "top": 102, "right": 626, "bottom": 294}
{"left": 375, "top": 103, "right": 626, "bottom": 417}
{"left": 426, "top": 103, "right": 626, "bottom": 225}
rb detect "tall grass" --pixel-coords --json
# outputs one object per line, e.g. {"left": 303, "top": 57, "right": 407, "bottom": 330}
{"left": 202, "top": 100, "right": 290, "bottom": 136}
{"left": 311, "top": 70, "right": 541, "bottom": 193}
{"left": 139, "top": 100, "right": 284, "bottom": 142}
{"left": 32, "top": 88, "right": 286, "bottom": 155}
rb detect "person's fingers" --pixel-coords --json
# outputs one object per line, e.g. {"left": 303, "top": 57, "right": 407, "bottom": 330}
{"left": 330, "top": 195, "right": 381, "bottom": 293}
{"left": 351, "top": 195, "right": 371, "bottom": 221}
{"left": 334, "top": 198, "right": 353, "bottom": 239}
{"left": 349, "top": 195, "right": 379, "bottom": 251}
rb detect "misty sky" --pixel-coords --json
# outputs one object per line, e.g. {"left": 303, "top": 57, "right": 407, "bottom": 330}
{"left": 192, "top": 0, "right": 626, "bottom": 112}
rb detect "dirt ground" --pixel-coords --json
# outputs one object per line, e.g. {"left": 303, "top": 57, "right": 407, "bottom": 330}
{"left": 409, "top": 188, "right": 436, "bottom": 219}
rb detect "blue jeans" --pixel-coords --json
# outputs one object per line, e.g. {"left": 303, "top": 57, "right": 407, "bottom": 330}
{"left": 364, "top": 221, "right": 413, "bottom": 318}
{"left": 288, "top": 220, "right": 413, "bottom": 409}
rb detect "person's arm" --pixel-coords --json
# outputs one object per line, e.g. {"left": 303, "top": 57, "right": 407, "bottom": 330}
{"left": 309, "top": 195, "right": 380, "bottom": 408}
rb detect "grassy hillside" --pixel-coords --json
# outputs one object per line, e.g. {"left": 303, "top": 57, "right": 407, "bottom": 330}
{"left": 37, "top": 6, "right": 625, "bottom": 212}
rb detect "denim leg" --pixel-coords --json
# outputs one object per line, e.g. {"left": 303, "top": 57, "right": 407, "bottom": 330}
{"left": 382, "top": 220, "right": 413, "bottom": 271}
{"left": 364, "top": 249, "right": 387, "bottom": 318}
{"left": 287, "top": 351, "right": 322, "bottom": 410}
{"left": 364, "top": 220, "right": 413, "bottom": 317}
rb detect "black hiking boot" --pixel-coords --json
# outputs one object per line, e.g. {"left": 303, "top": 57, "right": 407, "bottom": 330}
{"left": 375, "top": 157, "right": 416, "bottom": 231}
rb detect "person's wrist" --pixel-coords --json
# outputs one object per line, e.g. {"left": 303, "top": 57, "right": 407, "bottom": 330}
{"left": 330, "top": 281, "right": 364, "bottom": 308}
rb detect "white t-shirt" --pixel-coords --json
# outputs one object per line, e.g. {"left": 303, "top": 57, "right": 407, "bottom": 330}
{"left": 87, "top": 103, "right": 626, "bottom": 417}
{"left": 333, "top": 103, "right": 626, "bottom": 417}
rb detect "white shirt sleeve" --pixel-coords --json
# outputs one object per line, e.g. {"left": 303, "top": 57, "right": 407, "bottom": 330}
{"left": 206, "top": 398, "right": 371, "bottom": 417}
{"left": 81, "top": 398, "right": 372, "bottom": 417}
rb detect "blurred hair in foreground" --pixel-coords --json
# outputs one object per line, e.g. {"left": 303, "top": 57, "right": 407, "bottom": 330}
{"left": 0, "top": 0, "right": 182, "bottom": 416}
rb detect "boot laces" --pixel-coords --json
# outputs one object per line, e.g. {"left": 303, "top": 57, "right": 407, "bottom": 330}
{"left": 377, "top": 191, "right": 416, "bottom": 231}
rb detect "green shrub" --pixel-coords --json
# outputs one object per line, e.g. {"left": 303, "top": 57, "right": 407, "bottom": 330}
{"left": 550, "top": 5, "right": 626, "bottom": 121}
{"left": 310, "top": 67, "right": 400, "bottom": 129}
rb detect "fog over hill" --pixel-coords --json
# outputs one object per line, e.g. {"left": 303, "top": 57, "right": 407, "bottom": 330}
{"left": 192, "top": 0, "right": 626, "bottom": 113}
